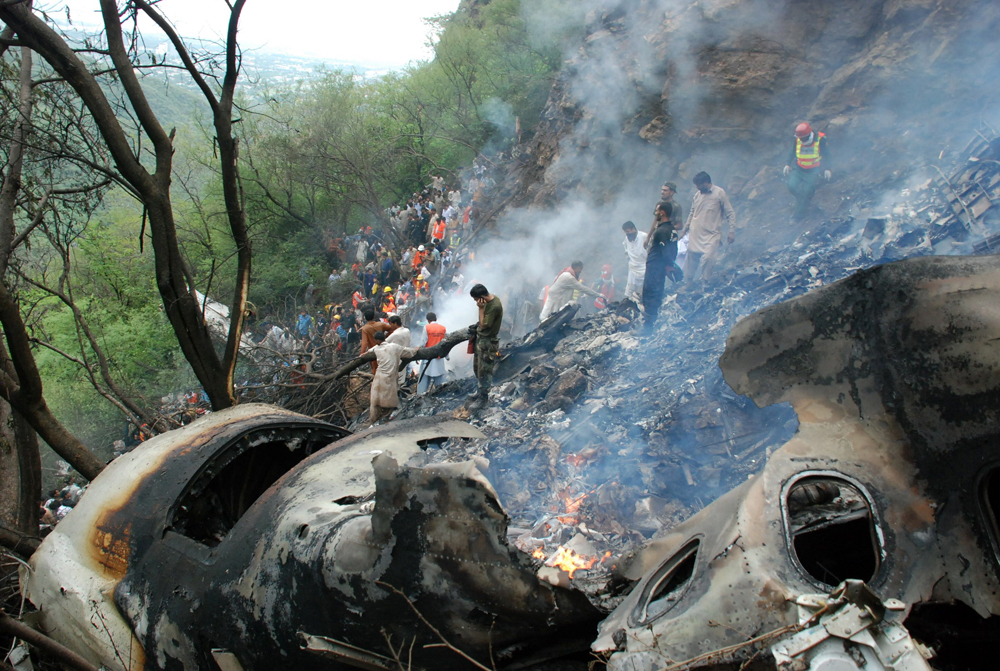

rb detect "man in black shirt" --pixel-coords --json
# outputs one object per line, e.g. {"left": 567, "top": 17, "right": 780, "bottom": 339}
{"left": 660, "top": 182, "right": 683, "bottom": 230}
{"left": 642, "top": 201, "right": 682, "bottom": 332}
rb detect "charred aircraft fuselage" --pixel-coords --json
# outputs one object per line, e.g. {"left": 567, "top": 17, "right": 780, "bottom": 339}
{"left": 24, "top": 406, "right": 600, "bottom": 671}
{"left": 595, "top": 254, "right": 1000, "bottom": 669}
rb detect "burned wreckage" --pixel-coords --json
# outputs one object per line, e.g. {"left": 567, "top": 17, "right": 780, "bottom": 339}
{"left": 21, "top": 254, "right": 1000, "bottom": 670}
{"left": 22, "top": 407, "right": 600, "bottom": 670}
{"left": 595, "top": 253, "right": 1000, "bottom": 670}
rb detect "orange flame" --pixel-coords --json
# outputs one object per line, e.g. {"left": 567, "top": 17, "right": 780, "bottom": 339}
{"left": 564, "top": 493, "right": 586, "bottom": 513}
{"left": 531, "top": 547, "right": 546, "bottom": 560}
{"left": 545, "top": 547, "right": 612, "bottom": 579}
{"left": 554, "top": 490, "right": 589, "bottom": 525}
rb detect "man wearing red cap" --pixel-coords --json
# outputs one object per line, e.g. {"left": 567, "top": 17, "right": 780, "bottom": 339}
{"left": 783, "top": 122, "right": 832, "bottom": 222}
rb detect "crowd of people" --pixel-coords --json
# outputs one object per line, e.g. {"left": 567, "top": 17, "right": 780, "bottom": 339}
{"left": 617, "top": 172, "right": 737, "bottom": 333}
{"left": 40, "top": 481, "right": 85, "bottom": 525}
{"left": 248, "top": 162, "right": 742, "bottom": 423}
{"left": 354, "top": 167, "right": 741, "bottom": 420}
{"left": 546, "top": 122, "right": 830, "bottom": 335}
{"left": 244, "top": 161, "right": 503, "bottom": 410}
{"left": 533, "top": 171, "right": 737, "bottom": 337}
{"left": 32, "top": 123, "right": 830, "bottom": 529}
{"left": 124, "top": 122, "right": 823, "bottom": 433}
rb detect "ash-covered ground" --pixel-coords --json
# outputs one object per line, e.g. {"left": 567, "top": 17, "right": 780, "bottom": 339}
{"left": 366, "top": 133, "right": 1000, "bottom": 608}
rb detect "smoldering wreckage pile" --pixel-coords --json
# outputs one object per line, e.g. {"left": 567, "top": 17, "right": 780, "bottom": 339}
{"left": 8, "top": 133, "right": 1000, "bottom": 671}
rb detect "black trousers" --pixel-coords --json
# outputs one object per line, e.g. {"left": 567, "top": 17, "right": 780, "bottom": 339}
{"left": 642, "top": 242, "right": 680, "bottom": 324}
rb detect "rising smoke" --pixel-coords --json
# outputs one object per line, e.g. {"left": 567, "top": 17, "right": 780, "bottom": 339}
{"left": 438, "top": 0, "right": 1000, "bottom": 342}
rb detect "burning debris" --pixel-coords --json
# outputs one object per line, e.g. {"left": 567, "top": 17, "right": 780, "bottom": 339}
{"left": 381, "top": 128, "right": 1000, "bottom": 607}
{"left": 17, "top": 251, "right": 1000, "bottom": 671}
{"left": 16, "top": 130, "right": 1000, "bottom": 669}
{"left": 20, "top": 407, "right": 601, "bottom": 671}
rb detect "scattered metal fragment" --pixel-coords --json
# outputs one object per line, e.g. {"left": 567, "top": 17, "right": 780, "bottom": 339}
{"left": 771, "top": 581, "right": 933, "bottom": 671}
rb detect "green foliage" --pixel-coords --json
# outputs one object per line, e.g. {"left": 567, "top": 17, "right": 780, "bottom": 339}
{"left": 416, "top": 0, "right": 564, "bottom": 147}
{"left": 30, "top": 207, "right": 193, "bottom": 449}
{"left": 22, "top": 0, "right": 583, "bottom": 452}
{"left": 241, "top": 0, "right": 584, "bottom": 316}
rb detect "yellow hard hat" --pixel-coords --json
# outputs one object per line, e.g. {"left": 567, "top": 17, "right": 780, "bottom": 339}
{"left": 384, "top": 286, "right": 392, "bottom": 293}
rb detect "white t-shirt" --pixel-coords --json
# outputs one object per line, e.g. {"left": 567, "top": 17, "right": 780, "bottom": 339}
{"left": 623, "top": 231, "right": 649, "bottom": 274}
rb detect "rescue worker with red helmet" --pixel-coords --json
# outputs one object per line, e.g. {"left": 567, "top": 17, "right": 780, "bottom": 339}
{"left": 783, "top": 122, "right": 832, "bottom": 222}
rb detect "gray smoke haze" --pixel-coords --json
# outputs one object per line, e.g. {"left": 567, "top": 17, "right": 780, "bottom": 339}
{"left": 423, "top": 0, "right": 1000, "bottom": 526}
{"left": 448, "top": 0, "right": 1000, "bottom": 320}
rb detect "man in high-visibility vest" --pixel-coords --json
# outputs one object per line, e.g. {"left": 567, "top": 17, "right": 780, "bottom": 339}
{"left": 783, "top": 122, "right": 832, "bottom": 222}
{"left": 418, "top": 312, "right": 448, "bottom": 394}
{"left": 411, "top": 245, "right": 426, "bottom": 272}
{"left": 382, "top": 286, "right": 397, "bottom": 314}
{"left": 431, "top": 215, "right": 447, "bottom": 244}
{"left": 414, "top": 274, "right": 429, "bottom": 298}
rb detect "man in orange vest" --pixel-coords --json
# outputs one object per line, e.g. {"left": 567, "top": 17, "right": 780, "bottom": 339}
{"left": 382, "top": 286, "right": 397, "bottom": 314}
{"left": 417, "top": 312, "right": 448, "bottom": 394}
{"left": 431, "top": 215, "right": 447, "bottom": 244}
{"left": 411, "top": 245, "right": 426, "bottom": 273}
{"left": 783, "top": 122, "right": 832, "bottom": 222}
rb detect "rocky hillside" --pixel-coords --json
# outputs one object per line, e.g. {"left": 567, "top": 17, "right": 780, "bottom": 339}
{"left": 503, "top": 0, "right": 1000, "bottom": 250}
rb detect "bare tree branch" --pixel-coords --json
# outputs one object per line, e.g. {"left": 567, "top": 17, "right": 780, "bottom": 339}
{"left": 334, "top": 327, "right": 473, "bottom": 379}
{"left": 0, "top": 280, "right": 105, "bottom": 479}
{"left": 0, "top": 0, "right": 254, "bottom": 410}
{"left": 0, "top": 610, "right": 102, "bottom": 671}
{"left": 131, "top": 0, "right": 221, "bottom": 112}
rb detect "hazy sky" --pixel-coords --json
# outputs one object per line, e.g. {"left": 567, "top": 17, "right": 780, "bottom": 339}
{"left": 53, "top": 0, "right": 463, "bottom": 68}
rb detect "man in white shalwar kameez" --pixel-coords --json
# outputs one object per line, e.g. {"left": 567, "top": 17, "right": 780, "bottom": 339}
{"left": 621, "top": 221, "right": 648, "bottom": 303}
{"left": 539, "top": 261, "right": 602, "bottom": 322}
{"left": 385, "top": 315, "right": 412, "bottom": 386}
{"left": 369, "top": 331, "right": 415, "bottom": 424}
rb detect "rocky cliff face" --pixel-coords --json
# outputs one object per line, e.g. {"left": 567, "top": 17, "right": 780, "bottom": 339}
{"left": 505, "top": 0, "right": 1000, "bottom": 244}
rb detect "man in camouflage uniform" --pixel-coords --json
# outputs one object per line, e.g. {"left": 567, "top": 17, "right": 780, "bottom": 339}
{"left": 468, "top": 283, "right": 503, "bottom": 408}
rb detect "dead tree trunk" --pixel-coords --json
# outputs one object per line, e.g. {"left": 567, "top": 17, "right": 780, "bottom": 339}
{"left": 0, "top": 0, "right": 251, "bottom": 411}
{"left": 333, "top": 327, "right": 474, "bottom": 379}
{"left": 0, "top": 45, "right": 43, "bottom": 520}
{"left": 0, "top": 44, "right": 105, "bottom": 480}
{"left": 0, "top": 398, "right": 40, "bottom": 537}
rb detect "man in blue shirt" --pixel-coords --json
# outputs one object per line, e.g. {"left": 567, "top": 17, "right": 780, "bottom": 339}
{"left": 296, "top": 308, "right": 314, "bottom": 339}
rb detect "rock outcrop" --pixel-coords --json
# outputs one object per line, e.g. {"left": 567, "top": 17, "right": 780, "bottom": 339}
{"left": 504, "top": 0, "right": 1000, "bottom": 247}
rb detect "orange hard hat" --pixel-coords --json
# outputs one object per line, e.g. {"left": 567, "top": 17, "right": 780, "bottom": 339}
{"left": 795, "top": 122, "right": 813, "bottom": 139}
